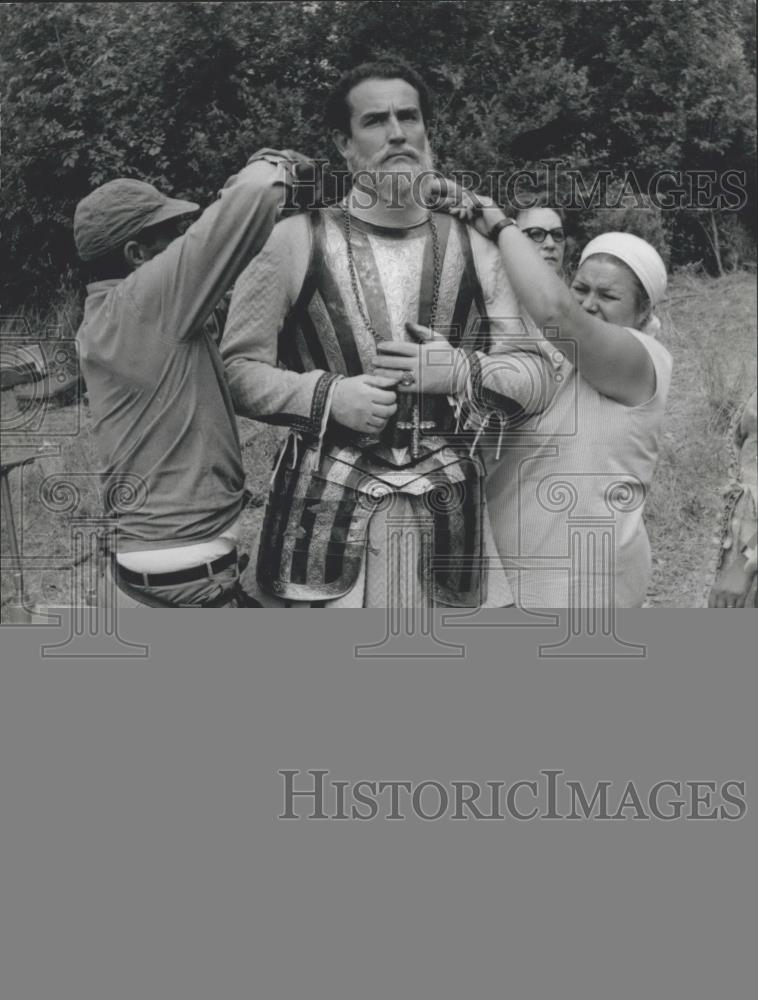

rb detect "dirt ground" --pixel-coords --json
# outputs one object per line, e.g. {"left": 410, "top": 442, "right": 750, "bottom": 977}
{"left": 1, "top": 271, "right": 755, "bottom": 613}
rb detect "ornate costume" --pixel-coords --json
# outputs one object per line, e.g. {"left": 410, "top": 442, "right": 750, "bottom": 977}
{"left": 222, "top": 207, "right": 561, "bottom": 607}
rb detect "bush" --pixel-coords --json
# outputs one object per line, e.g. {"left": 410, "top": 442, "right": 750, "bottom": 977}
{"left": 582, "top": 198, "right": 672, "bottom": 267}
{"left": 0, "top": 0, "right": 754, "bottom": 306}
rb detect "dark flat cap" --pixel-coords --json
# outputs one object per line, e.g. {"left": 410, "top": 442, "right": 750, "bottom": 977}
{"left": 74, "top": 178, "right": 199, "bottom": 261}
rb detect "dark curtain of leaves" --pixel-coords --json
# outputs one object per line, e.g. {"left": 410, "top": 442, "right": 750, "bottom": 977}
{"left": 0, "top": 0, "right": 754, "bottom": 305}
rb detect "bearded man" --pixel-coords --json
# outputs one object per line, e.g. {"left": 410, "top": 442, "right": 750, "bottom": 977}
{"left": 221, "top": 61, "right": 562, "bottom": 607}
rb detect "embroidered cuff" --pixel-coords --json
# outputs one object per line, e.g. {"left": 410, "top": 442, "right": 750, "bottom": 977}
{"left": 308, "top": 371, "right": 344, "bottom": 438}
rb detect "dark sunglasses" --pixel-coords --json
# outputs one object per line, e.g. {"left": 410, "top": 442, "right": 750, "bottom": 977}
{"left": 522, "top": 226, "right": 566, "bottom": 244}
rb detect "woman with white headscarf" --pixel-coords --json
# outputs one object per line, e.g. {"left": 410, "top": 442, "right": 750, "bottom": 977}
{"left": 446, "top": 189, "right": 672, "bottom": 607}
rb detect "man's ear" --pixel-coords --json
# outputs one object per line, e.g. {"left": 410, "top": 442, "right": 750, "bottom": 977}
{"left": 123, "top": 240, "right": 147, "bottom": 272}
{"left": 332, "top": 129, "right": 351, "bottom": 161}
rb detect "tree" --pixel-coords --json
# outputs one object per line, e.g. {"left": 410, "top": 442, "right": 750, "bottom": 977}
{"left": 0, "top": 0, "right": 754, "bottom": 305}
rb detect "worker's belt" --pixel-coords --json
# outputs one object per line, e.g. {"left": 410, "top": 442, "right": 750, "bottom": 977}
{"left": 114, "top": 548, "right": 238, "bottom": 589}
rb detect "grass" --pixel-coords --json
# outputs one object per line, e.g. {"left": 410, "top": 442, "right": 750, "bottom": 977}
{"left": 1, "top": 270, "right": 755, "bottom": 611}
{"left": 643, "top": 269, "right": 757, "bottom": 606}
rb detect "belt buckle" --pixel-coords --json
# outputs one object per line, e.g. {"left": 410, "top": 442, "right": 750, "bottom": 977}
{"left": 206, "top": 557, "right": 223, "bottom": 580}
{"left": 207, "top": 551, "right": 236, "bottom": 580}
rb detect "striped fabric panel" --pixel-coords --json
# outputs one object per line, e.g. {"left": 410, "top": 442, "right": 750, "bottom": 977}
{"left": 259, "top": 435, "right": 486, "bottom": 603}
{"left": 290, "top": 458, "right": 331, "bottom": 585}
{"left": 416, "top": 212, "right": 453, "bottom": 327}
{"left": 452, "top": 223, "right": 489, "bottom": 352}
{"left": 257, "top": 211, "right": 493, "bottom": 603}
{"left": 291, "top": 451, "right": 368, "bottom": 591}
{"left": 344, "top": 222, "right": 394, "bottom": 344}
{"left": 280, "top": 211, "right": 490, "bottom": 374}
{"left": 257, "top": 436, "right": 306, "bottom": 594}
{"left": 420, "top": 457, "right": 483, "bottom": 604}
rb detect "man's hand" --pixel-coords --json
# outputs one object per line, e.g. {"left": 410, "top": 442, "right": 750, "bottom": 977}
{"left": 329, "top": 374, "right": 399, "bottom": 434}
{"left": 276, "top": 150, "right": 322, "bottom": 214}
{"left": 226, "top": 148, "right": 322, "bottom": 214}
{"left": 371, "top": 322, "right": 468, "bottom": 395}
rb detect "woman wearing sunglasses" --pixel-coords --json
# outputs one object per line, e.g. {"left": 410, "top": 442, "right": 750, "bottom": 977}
{"left": 444, "top": 187, "right": 673, "bottom": 608}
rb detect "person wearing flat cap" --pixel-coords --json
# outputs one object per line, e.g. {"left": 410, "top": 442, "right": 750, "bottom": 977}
{"left": 74, "top": 149, "right": 317, "bottom": 607}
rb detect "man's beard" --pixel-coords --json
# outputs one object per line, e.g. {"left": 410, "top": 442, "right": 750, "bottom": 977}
{"left": 347, "top": 140, "right": 435, "bottom": 212}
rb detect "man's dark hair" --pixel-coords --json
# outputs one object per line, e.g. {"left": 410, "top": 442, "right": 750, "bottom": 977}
{"left": 324, "top": 60, "right": 432, "bottom": 136}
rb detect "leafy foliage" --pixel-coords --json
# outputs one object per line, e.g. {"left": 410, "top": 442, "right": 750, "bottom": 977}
{"left": 0, "top": 0, "right": 754, "bottom": 304}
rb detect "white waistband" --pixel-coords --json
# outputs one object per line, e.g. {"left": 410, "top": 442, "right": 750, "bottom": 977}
{"left": 115, "top": 516, "right": 242, "bottom": 573}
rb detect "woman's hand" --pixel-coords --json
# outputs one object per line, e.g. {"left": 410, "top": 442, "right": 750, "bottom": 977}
{"left": 371, "top": 322, "right": 468, "bottom": 396}
{"left": 423, "top": 177, "right": 506, "bottom": 239}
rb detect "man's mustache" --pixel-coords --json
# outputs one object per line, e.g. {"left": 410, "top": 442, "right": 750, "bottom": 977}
{"left": 382, "top": 149, "right": 419, "bottom": 162}
{"left": 348, "top": 146, "right": 434, "bottom": 178}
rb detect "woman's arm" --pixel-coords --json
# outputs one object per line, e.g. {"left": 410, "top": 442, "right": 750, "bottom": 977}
{"left": 443, "top": 190, "right": 656, "bottom": 406}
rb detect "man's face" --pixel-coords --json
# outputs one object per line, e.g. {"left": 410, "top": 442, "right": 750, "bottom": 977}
{"left": 126, "top": 217, "right": 188, "bottom": 271}
{"left": 140, "top": 217, "right": 189, "bottom": 259}
{"left": 334, "top": 77, "right": 433, "bottom": 181}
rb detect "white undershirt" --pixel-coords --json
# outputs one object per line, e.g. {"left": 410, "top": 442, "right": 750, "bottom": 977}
{"left": 115, "top": 514, "right": 243, "bottom": 572}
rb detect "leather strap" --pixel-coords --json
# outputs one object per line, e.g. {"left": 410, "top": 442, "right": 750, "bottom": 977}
{"left": 115, "top": 548, "right": 238, "bottom": 588}
{"left": 113, "top": 572, "right": 259, "bottom": 608}
{"left": 487, "top": 216, "right": 516, "bottom": 243}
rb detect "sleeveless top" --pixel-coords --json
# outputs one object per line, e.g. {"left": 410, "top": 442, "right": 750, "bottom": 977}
{"left": 485, "top": 329, "right": 673, "bottom": 607}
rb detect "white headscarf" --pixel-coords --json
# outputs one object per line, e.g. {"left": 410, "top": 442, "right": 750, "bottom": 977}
{"left": 579, "top": 232, "right": 667, "bottom": 307}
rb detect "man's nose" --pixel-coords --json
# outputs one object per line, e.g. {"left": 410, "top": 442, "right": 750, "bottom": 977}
{"left": 386, "top": 114, "right": 405, "bottom": 142}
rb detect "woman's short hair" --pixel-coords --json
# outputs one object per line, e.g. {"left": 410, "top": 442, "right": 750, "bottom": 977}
{"left": 324, "top": 60, "right": 432, "bottom": 136}
{"left": 514, "top": 191, "right": 566, "bottom": 225}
